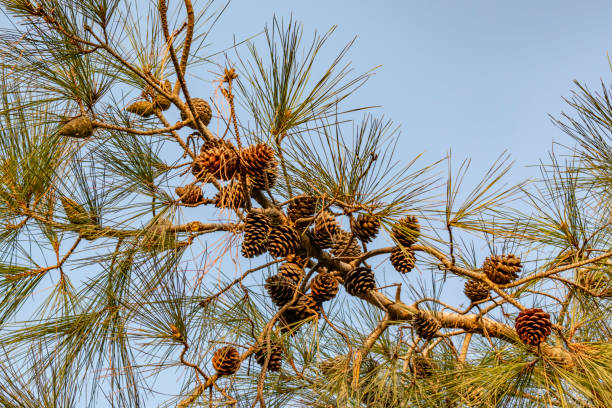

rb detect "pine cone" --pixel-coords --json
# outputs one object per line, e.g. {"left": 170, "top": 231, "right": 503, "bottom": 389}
{"left": 241, "top": 212, "right": 271, "bottom": 258}
{"left": 389, "top": 246, "right": 416, "bottom": 273}
{"left": 200, "top": 138, "right": 234, "bottom": 153}
{"left": 60, "top": 196, "right": 98, "bottom": 225}
{"left": 212, "top": 346, "right": 241, "bottom": 376}
{"left": 267, "top": 224, "right": 301, "bottom": 258}
{"left": 214, "top": 182, "right": 250, "bottom": 209}
{"left": 126, "top": 100, "right": 155, "bottom": 117}
{"left": 58, "top": 115, "right": 94, "bottom": 139}
{"left": 578, "top": 270, "right": 611, "bottom": 296}
{"left": 330, "top": 231, "right": 362, "bottom": 259}
{"left": 483, "top": 254, "right": 522, "bottom": 284}
{"left": 411, "top": 354, "right": 434, "bottom": 378}
{"left": 287, "top": 194, "right": 316, "bottom": 224}
{"left": 391, "top": 215, "right": 420, "bottom": 247}
{"left": 180, "top": 97, "right": 212, "bottom": 128}
{"left": 152, "top": 79, "right": 172, "bottom": 110}
{"left": 351, "top": 213, "right": 380, "bottom": 243}
{"left": 175, "top": 184, "right": 203, "bottom": 204}
{"left": 310, "top": 273, "right": 339, "bottom": 302}
{"left": 240, "top": 143, "right": 275, "bottom": 176}
{"left": 192, "top": 146, "right": 238, "bottom": 181}
{"left": 253, "top": 342, "right": 283, "bottom": 372}
{"left": 344, "top": 267, "right": 375, "bottom": 297}
{"left": 463, "top": 280, "right": 489, "bottom": 302}
{"left": 310, "top": 211, "right": 340, "bottom": 249}
{"left": 248, "top": 160, "right": 278, "bottom": 191}
{"left": 515, "top": 308, "right": 551, "bottom": 346}
{"left": 264, "top": 274, "right": 297, "bottom": 307}
{"left": 413, "top": 311, "right": 441, "bottom": 340}
{"left": 278, "top": 261, "right": 304, "bottom": 284}
{"left": 285, "top": 294, "right": 319, "bottom": 321}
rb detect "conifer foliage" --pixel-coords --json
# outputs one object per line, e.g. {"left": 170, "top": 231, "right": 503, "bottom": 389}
{"left": 0, "top": 1, "right": 610, "bottom": 408}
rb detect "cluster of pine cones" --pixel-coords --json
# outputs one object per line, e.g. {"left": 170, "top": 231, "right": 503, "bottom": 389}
{"left": 463, "top": 254, "right": 523, "bottom": 303}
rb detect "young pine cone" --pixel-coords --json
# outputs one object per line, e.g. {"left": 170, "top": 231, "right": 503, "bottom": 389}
{"left": 350, "top": 213, "right": 380, "bottom": 243}
{"left": 58, "top": 115, "right": 94, "bottom": 139}
{"left": 125, "top": 100, "right": 155, "bottom": 117}
{"left": 310, "top": 273, "right": 339, "bottom": 302}
{"left": 411, "top": 354, "right": 435, "bottom": 378}
{"left": 483, "top": 254, "right": 522, "bottom": 284}
{"left": 240, "top": 143, "right": 276, "bottom": 176}
{"left": 514, "top": 308, "right": 551, "bottom": 346}
{"left": 463, "top": 280, "right": 489, "bottom": 302}
{"left": 413, "top": 311, "right": 441, "bottom": 340}
{"left": 253, "top": 342, "right": 283, "bottom": 372}
{"left": 241, "top": 212, "right": 271, "bottom": 258}
{"left": 192, "top": 146, "right": 238, "bottom": 181}
{"left": 175, "top": 184, "right": 203, "bottom": 204}
{"left": 267, "top": 224, "right": 301, "bottom": 258}
{"left": 60, "top": 196, "right": 98, "bottom": 225}
{"left": 389, "top": 246, "right": 416, "bottom": 273}
{"left": 151, "top": 79, "right": 172, "bottom": 110}
{"left": 344, "top": 267, "right": 375, "bottom": 297}
{"left": 180, "top": 97, "right": 212, "bottom": 128}
{"left": 212, "top": 346, "right": 241, "bottom": 376}
{"left": 391, "top": 215, "right": 420, "bottom": 247}
{"left": 278, "top": 261, "right": 305, "bottom": 284}
{"left": 287, "top": 194, "right": 316, "bottom": 225}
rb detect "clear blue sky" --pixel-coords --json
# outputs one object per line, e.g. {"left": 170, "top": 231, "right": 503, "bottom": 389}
{"left": 205, "top": 0, "right": 612, "bottom": 178}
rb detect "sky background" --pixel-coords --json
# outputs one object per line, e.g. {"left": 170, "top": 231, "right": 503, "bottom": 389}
{"left": 204, "top": 0, "right": 612, "bottom": 179}
{"left": 4, "top": 0, "right": 612, "bottom": 405}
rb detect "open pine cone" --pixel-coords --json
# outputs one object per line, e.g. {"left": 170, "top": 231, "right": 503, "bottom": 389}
{"left": 264, "top": 274, "right": 297, "bottom": 307}
{"left": 248, "top": 160, "right": 278, "bottom": 191}
{"left": 214, "top": 182, "right": 250, "bottom": 209}
{"left": 212, "top": 346, "right": 241, "bottom": 376}
{"left": 310, "top": 273, "right": 339, "bottom": 302}
{"left": 390, "top": 246, "right": 416, "bottom": 273}
{"left": 175, "top": 184, "right": 203, "bottom": 204}
{"left": 193, "top": 146, "right": 238, "bottom": 181}
{"left": 463, "top": 280, "right": 489, "bottom": 302}
{"left": 330, "top": 231, "right": 362, "bottom": 259}
{"left": 267, "top": 224, "right": 301, "bottom": 258}
{"left": 391, "top": 215, "right": 420, "bottom": 247}
{"left": 241, "top": 212, "right": 271, "bottom": 258}
{"left": 483, "top": 254, "right": 522, "bottom": 284}
{"left": 350, "top": 213, "right": 380, "bottom": 243}
{"left": 278, "top": 261, "right": 305, "bottom": 284}
{"left": 253, "top": 342, "right": 283, "bottom": 372}
{"left": 515, "top": 308, "right": 551, "bottom": 346}
{"left": 240, "top": 143, "right": 275, "bottom": 176}
{"left": 413, "top": 311, "right": 441, "bottom": 340}
{"left": 287, "top": 194, "right": 316, "bottom": 225}
{"left": 344, "top": 267, "right": 375, "bottom": 297}
{"left": 310, "top": 211, "right": 340, "bottom": 248}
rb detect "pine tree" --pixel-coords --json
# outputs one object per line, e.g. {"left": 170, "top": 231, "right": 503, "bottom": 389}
{"left": 0, "top": 2, "right": 610, "bottom": 408}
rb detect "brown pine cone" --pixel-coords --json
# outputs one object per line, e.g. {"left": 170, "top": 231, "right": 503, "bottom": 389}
{"left": 330, "top": 231, "right": 362, "bottom": 259}
{"left": 214, "top": 182, "right": 250, "bottom": 209}
{"left": 200, "top": 138, "right": 234, "bottom": 153}
{"left": 344, "top": 267, "right": 375, "bottom": 297}
{"left": 287, "top": 294, "right": 319, "bottom": 321}
{"left": 463, "top": 280, "right": 489, "bottom": 302}
{"left": 391, "top": 215, "right": 420, "bottom": 247}
{"left": 483, "top": 254, "right": 522, "bottom": 284}
{"left": 152, "top": 79, "right": 172, "bottom": 110}
{"left": 351, "top": 213, "right": 380, "bottom": 243}
{"left": 413, "top": 311, "right": 441, "bottom": 340}
{"left": 248, "top": 160, "right": 278, "bottom": 191}
{"left": 389, "top": 246, "right": 416, "bottom": 273}
{"left": 264, "top": 274, "right": 297, "bottom": 307}
{"left": 267, "top": 224, "right": 301, "bottom": 258}
{"left": 278, "top": 261, "right": 304, "bottom": 284}
{"left": 287, "top": 194, "right": 316, "bottom": 224}
{"left": 241, "top": 212, "right": 271, "bottom": 258}
{"left": 192, "top": 146, "right": 238, "bottom": 181}
{"left": 253, "top": 342, "right": 283, "bottom": 372}
{"left": 411, "top": 354, "right": 434, "bottom": 378}
{"left": 212, "top": 346, "right": 241, "bottom": 376}
{"left": 310, "top": 211, "right": 341, "bottom": 249}
{"left": 240, "top": 143, "right": 275, "bottom": 176}
{"left": 181, "top": 97, "right": 212, "bottom": 128}
{"left": 175, "top": 184, "right": 203, "bottom": 204}
{"left": 58, "top": 115, "right": 94, "bottom": 138}
{"left": 515, "top": 308, "right": 551, "bottom": 346}
{"left": 311, "top": 273, "right": 339, "bottom": 302}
